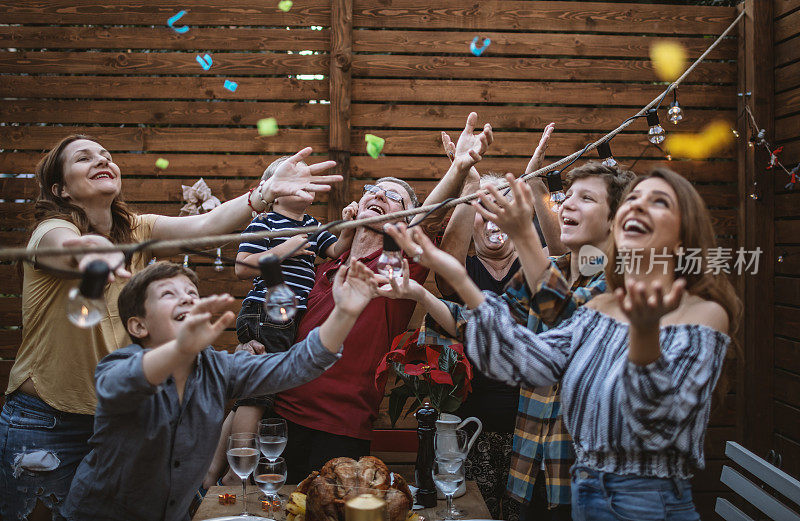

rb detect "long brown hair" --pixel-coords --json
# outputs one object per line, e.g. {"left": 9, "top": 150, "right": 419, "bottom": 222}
{"left": 33, "top": 134, "right": 136, "bottom": 245}
{"left": 605, "top": 167, "right": 742, "bottom": 403}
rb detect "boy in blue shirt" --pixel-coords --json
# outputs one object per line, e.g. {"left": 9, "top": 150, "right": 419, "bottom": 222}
{"left": 64, "top": 260, "right": 377, "bottom": 520}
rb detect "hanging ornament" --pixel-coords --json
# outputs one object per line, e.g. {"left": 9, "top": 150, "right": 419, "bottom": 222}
{"left": 766, "top": 146, "right": 783, "bottom": 170}
{"left": 786, "top": 163, "right": 799, "bottom": 191}
{"left": 180, "top": 178, "right": 221, "bottom": 216}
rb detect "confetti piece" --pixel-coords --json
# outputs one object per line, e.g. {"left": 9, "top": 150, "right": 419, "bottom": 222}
{"left": 278, "top": 0, "right": 293, "bottom": 12}
{"left": 257, "top": 117, "right": 279, "bottom": 136}
{"left": 167, "top": 10, "right": 189, "bottom": 34}
{"left": 650, "top": 41, "right": 686, "bottom": 82}
{"left": 470, "top": 36, "right": 491, "bottom": 56}
{"left": 155, "top": 158, "right": 170, "bottom": 169}
{"left": 196, "top": 54, "right": 213, "bottom": 71}
{"left": 664, "top": 120, "right": 733, "bottom": 160}
{"left": 365, "top": 134, "right": 385, "bottom": 158}
{"left": 224, "top": 80, "right": 238, "bottom": 92}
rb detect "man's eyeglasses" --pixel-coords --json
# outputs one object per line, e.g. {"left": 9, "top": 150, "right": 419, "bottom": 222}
{"left": 363, "top": 184, "right": 406, "bottom": 210}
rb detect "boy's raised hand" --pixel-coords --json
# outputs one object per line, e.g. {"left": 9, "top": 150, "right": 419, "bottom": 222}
{"left": 176, "top": 295, "right": 236, "bottom": 355}
{"left": 332, "top": 260, "right": 378, "bottom": 317}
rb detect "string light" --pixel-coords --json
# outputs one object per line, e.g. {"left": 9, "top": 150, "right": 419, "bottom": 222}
{"left": 646, "top": 109, "right": 666, "bottom": 144}
{"left": 731, "top": 128, "right": 740, "bottom": 138}
{"left": 183, "top": 255, "right": 190, "bottom": 268}
{"left": 214, "top": 247, "right": 225, "bottom": 272}
{"left": 258, "top": 255, "right": 298, "bottom": 323}
{"left": 597, "top": 141, "right": 617, "bottom": 167}
{"left": 667, "top": 90, "right": 683, "bottom": 124}
{"left": 66, "top": 260, "right": 110, "bottom": 329}
{"left": 546, "top": 171, "right": 566, "bottom": 212}
{"left": 377, "top": 234, "right": 403, "bottom": 280}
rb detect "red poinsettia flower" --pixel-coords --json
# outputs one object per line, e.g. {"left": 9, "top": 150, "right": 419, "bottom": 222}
{"left": 404, "top": 363, "right": 430, "bottom": 376}
{"left": 429, "top": 369, "right": 453, "bottom": 385}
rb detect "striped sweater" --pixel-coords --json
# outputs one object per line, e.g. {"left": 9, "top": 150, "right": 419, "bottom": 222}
{"left": 463, "top": 292, "right": 729, "bottom": 480}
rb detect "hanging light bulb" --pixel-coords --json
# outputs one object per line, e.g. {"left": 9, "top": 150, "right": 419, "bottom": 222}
{"left": 731, "top": 128, "right": 740, "bottom": 138}
{"left": 258, "top": 255, "right": 297, "bottom": 323}
{"left": 778, "top": 253, "right": 785, "bottom": 263}
{"left": 377, "top": 233, "right": 403, "bottom": 280}
{"left": 546, "top": 171, "right": 566, "bottom": 212}
{"left": 646, "top": 109, "right": 665, "bottom": 144}
{"left": 667, "top": 91, "right": 683, "bottom": 124}
{"left": 183, "top": 255, "right": 190, "bottom": 268}
{"left": 484, "top": 220, "right": 507, "bottom": 245}
{"left": 66, "top": 260, "right": 110, "bottom": 329}
{"left": 597, "top": 141, "right": 617, "bottom": 167}
{"left": 214, "top": 247, "right": 224, "bottom": 272}
{"left": 749, "top": 181, "right": 760, "bottom": 200}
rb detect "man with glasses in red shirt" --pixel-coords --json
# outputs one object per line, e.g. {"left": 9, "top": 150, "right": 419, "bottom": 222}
{"left": 274, "top": 114, "right": 494, "bottom": 482}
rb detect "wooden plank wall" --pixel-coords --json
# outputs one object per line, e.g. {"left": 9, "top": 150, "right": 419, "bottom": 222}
{"left": 772, "top": 0, "right": 800, "bottom": 479}
{"left": 0, "top": 2, "right": 741, "bottom": 515}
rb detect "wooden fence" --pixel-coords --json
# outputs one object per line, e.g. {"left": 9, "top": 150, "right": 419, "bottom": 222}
{"left": 0, "top": 1, "right": 743, "bottom": 516}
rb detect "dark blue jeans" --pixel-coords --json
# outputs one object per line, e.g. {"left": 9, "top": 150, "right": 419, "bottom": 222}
{"left": 571, "top": 466, "right": 700, "bottom": 521}
{"left": 0, "top": 392, "right": 94, "bottom": 520}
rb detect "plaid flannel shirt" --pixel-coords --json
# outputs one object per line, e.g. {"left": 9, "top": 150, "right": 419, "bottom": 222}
{"left": 503, "top": 252, "right": 607, "bottom": 507}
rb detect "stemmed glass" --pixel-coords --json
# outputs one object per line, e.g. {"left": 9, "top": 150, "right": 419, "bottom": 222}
{"left": 433, "top": 430, "right": 468, "bottom": 517}
{"left": 432, "top": 457, "right": 466, "bottom": 521}
{"left": 255, "top": 456, "right": 287, "bottom": 520}
{"left": 258, "top": 418, "right": 288, "bottom": 462}
{"left": 226, "top": 433, "right": 260, "bottom": 518}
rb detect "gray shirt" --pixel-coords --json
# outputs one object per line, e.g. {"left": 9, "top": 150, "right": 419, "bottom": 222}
{"left": 64, "top": 327, "right": 340, "bottom": 521}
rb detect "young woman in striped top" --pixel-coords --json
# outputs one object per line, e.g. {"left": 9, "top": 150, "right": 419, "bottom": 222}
{"left": 385, "top": 167, "right": 740, "bottom": 521}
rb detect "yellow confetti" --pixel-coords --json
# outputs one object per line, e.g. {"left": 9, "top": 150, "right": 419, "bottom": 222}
{"left": 278, "top": 0, "right": 293, "bottom": 12}
{"left": 650, "top": 41, "right": 687, "bottom": 82}
{"left": 155, "top": 158, "right": 169, "bottom": 169}
{"left": 257, "top": 118, "right": 279, "bottom": 136}
{"left": 664, "top": 120, "right": 734, "bottom": 160}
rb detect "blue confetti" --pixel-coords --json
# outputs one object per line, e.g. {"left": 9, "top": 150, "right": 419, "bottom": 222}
{"left": 224, "top": 80, "right": 238, "bottom": 92}
{"left": 167, "top": 11, "right": 189, "bottom": 34}
{"left": 470, "top": 36, "right": 491, "bottom": 56}
{"left": 196, "top": 54, "right": 213, "bottom": 70}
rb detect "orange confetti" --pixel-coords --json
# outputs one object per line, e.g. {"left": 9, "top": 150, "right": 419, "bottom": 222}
{"left": 650, "top": 41, "right": 687, "bottom": 82}
{"left": 664, "top": 120, "right": 734, "bottom": 160}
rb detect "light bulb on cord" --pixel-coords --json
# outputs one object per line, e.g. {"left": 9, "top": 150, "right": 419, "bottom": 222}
{"left": 484, "top": 220, "right": 507, "bottom": 245}
{"left": 646, "top": 109, "right": 665, "bottom": 144}
{"left": 213, "top": 247, "right": 224, "bottom": 272}
{"left": 597, "top": 141, "right": 617, "bottom": 167}
{"left": 731, "top": 128, "right": 740, "bottom": 138}
{"left": 546, "top": 171, "right": 566, "bottom": 212}
{"left": 258, "top": 255, "right": 298, "bottom": 323}
{"left": 66, "top": 260, "right": 110, "bottom": 328}
{"left": 183, "top": 255, "right": 190, "bottom": 268}
{"left": 667, "top": 91, "right": 683, "bottom": 124}
{"left": 377, "top": 233, "right": 403, "bottom": 280}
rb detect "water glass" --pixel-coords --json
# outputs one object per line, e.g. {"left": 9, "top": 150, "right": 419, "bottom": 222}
{"left": 432, "top": 457, "right": 465, "bottom": 520}
{"left": 255, "top": 456, "right": 287, "bottom": 519}
{"left": 226, "top": 433, "right": 259, "bottom": 517}
{"left": 259, "top": 418, "right": 288, "bottom": 462}
{"left": 434, "top": 429, "right": 469, "bottom": 461}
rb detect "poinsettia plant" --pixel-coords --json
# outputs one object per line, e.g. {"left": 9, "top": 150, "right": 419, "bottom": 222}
{"left": 375, "top": 329, "right": 473, "bottom": 427}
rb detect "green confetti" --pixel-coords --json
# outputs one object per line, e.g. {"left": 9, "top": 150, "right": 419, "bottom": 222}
{"left": 278, "top": 0, "right": 293, "bottom": 12}
{"left": 257, "top": 117, "right": 279, "bottom": 136}
{"left": 365, "top": 134, "right": 385, "bottom": 159}
{"left": 155, "top": 158, "right": 169, "bottom": 169}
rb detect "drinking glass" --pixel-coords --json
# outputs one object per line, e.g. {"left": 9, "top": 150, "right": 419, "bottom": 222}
{"left": 432, "top": 457, "right": 466, "bottom": 520}
{"left": 259, "top": 418, "right": 288, "bottom": 462}
{"left": 255, "top": 456, "right": 287, "bottom": 520}
{"left": 226, "top": 433, "right": 260, "bottom": 518}
{"left": 434, "top": 429, "right": 469, "bottom": 461}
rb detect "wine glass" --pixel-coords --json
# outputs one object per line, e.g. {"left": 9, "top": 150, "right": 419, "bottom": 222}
{"left": 226, "top": 433, "right": 260, "bottom": 518}
{"left": 258, "top": 418, "right": 288, "bottom": 462}
{"left": 432, "top": 457, "right": 466, "bottom": 520}
{"left": 255, "top": 456, "right": 287, "bottom": 520}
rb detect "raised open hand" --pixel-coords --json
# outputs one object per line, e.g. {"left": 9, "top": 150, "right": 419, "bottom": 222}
{"left": 332, "top": 260, "right": 379, "bottom": 317}
{"left": 260, "top": 147, "right": 342, "bottom": 202}
{"left": 615, "top": 278, "right": 686, "bottom": 330}
{"left": 176, "top": 294, "right": 236, "bottom": 355}
{"left": 524, "top": 123, "right": 555, "bottom": 193}
{"left": 473, "top": 174, "right": 536, "bottom": 239}
{"left": 452, "top": 112, "right": 493, "bottom": 172}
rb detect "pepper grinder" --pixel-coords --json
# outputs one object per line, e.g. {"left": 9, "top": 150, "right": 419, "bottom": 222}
{"left": 414, "top": 401, "right": 437, "bottom": 508}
